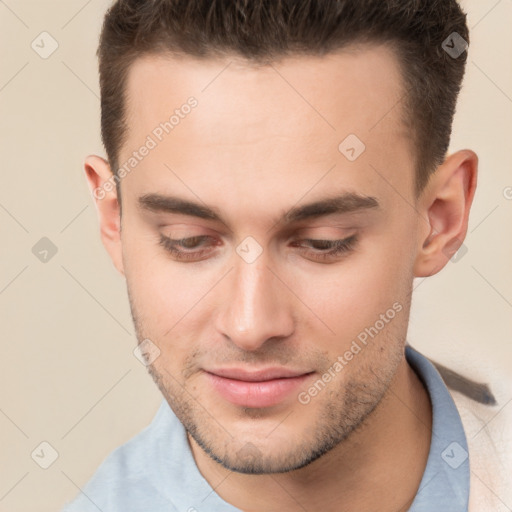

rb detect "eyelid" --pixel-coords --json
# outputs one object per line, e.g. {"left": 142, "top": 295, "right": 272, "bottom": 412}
{"left": 160, "top": 234, "right": 215, "bottom": 250}
{"left": 159, "top": 223, "right": 219, "bottom": 236}
{"left": 279, "top": 224, "right": 357, "bottom": 241}
{"left": 159, "top": 232, "right": 358, "bottom": 263}
{"left": 292, "top": 234, "right": 358, "bottom": 256}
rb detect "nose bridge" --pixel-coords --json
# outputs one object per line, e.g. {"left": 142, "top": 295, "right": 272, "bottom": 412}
{"left": 216, "top": 248, "right": 293, "bottom": 351}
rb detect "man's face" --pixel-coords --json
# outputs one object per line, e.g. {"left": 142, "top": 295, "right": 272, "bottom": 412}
{"left": 118, "top": 44, "right": 421, "bottom": 473}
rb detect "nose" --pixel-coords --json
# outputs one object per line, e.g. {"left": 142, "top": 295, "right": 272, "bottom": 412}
{"left": 215, "top": 250, "right": 295, "bottom": 352}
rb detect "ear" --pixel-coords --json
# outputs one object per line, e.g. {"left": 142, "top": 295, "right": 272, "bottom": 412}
{"left": 413, "top": 149, "right": 478, "bottom": 277}
{"left": 84, "top": 155, "right": 125, "bottom": 276}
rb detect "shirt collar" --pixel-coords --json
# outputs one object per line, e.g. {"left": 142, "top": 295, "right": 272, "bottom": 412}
{"left": 405, "top": 344, "right": 470, "bottom": 511}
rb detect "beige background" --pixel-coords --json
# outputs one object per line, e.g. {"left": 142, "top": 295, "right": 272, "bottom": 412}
{"left": 0, "top": 1, "right": 511, "bottom": 511}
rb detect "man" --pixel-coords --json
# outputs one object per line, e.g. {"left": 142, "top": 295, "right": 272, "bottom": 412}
{"left": 62, "top": 0, "right": 511, "bottom": 510}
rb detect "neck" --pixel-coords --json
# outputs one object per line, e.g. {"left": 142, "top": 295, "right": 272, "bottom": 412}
{"left": 188, "top": 356, "right": 432, "bottom": 512}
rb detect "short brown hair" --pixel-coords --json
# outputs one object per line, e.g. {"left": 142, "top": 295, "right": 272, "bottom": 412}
{"left": 97, "top": 0, "right": 469, "bottom": 202}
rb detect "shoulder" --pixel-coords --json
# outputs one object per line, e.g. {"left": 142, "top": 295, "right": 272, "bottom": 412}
{"left": 432, "top": 356, "right": 512, "bottom": 511}
{"left": 59, "top": 434, "right": 149, "bottom": 511}
{"left": 60, "top": 404, "right": 178, "bottom": 512}
{"left": 453, "top": 386, "right": 512, "bottom": 512}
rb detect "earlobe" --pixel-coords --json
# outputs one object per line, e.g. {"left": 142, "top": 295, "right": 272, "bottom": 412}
{"left": 84, "top": 155, "right": 125, "bottom": 277}
{"left": 413, "top": 149, "right": 478, "bottom": 277}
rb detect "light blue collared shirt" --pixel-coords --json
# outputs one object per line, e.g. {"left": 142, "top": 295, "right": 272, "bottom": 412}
{"left": 61, "top": 345, "right": 469, "bottom": 511}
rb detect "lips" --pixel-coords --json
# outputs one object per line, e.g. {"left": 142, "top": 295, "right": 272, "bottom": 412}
{"left": 203, "top": 367, "right": 314, "bottom": 408}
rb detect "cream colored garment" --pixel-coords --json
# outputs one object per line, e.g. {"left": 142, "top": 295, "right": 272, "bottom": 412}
{"left": 436, "top": 360, "right": 512, "bottom": 511}
{"left": 455, "top": 390, "right": 512, "bottom": 511}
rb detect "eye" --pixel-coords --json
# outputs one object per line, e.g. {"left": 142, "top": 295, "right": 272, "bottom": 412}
{"left": 159, "top": 234, "right": 215, "bottom": 261}
{"left": 159, "top": 233, "right": 358, "bottom": 263}
{"left": 291, "top": 234, "right": 358, "bottom": 262}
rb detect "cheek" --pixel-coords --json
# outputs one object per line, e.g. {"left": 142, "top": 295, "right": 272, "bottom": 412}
{"left": 123, "top": 236, "right": 220, "bottom": 359}
{"left": 123, "top": 220, "right": 191, "bottom": 296}
{"left": 131, "top": 265, "right": 202, "bottom": 332}
{"left": 123, "top": 233, "right": 180, "bottom": 329}
{"left": 297, "top": 236, "right": 412, "bottom": 340}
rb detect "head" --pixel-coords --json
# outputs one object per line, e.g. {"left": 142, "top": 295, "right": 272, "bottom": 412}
{"left": 85, "top": 0, "right": 477, "bottom": 474}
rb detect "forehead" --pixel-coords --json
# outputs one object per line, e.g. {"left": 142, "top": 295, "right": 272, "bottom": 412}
{"left": 120, "top": 44, "right": 414, "bottom": 212}
{"left": 124, "top": 43, "right": 407, "bottom": 133}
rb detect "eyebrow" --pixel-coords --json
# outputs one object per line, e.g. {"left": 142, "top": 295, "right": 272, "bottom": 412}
{"left": 138, "top": 192, "right": 380, "bottom": 227}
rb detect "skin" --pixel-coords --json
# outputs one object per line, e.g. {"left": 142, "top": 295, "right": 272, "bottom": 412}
{"left": 84, "top": 43, "right": 477, "bottom": 511}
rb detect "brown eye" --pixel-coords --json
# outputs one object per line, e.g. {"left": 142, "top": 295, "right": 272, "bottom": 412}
{"left": 179, "top": 236, "right": 207, "bottom": 249}
{"left": 291, "top": 234, "right": 358, "bottom": 262}
{"left": 159, "top": 234, "right": 215, "bottom": 261}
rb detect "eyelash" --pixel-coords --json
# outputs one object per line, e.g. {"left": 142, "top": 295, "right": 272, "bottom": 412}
{"left": 158, "top": 234, "right": 358, "bottom": 263}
